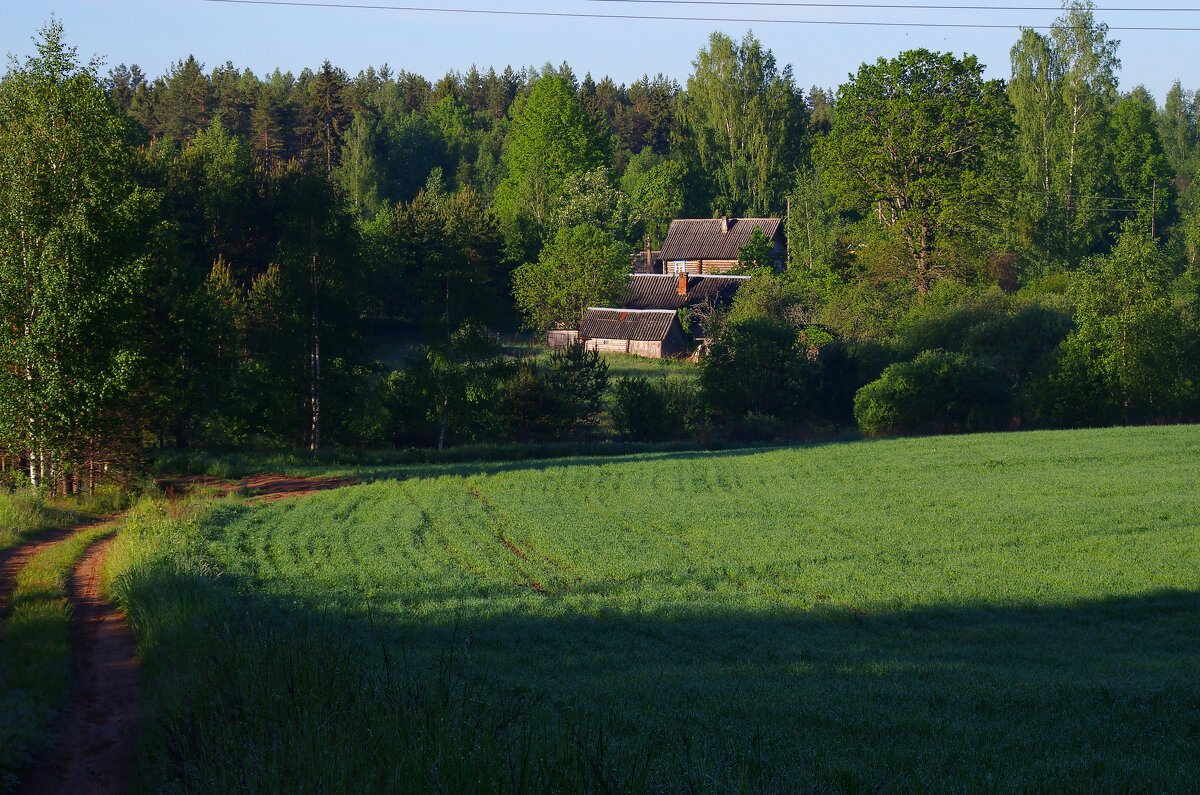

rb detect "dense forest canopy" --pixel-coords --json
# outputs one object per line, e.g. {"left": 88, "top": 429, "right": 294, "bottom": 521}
{"left": 2, "top": 3, "right": 1199, "bottom": 489}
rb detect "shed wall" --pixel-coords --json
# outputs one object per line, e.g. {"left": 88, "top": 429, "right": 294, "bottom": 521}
{"left": 547, "top": 329, "right": 579, "bottom": 348}
{"left": 628, "top": 339, "right": 667, "bottom": 358}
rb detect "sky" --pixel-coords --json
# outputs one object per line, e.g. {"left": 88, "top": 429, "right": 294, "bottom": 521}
{"left": 5, "top": 1, "right": 1200, "bottom": 102}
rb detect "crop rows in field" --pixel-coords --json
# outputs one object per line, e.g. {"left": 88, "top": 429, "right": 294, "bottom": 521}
{"left": 171, "top": 425, "right": 1200, "bottom": 790}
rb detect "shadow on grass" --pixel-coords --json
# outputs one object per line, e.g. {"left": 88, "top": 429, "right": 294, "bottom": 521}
{"left": 117, "top": 553, "right": 1200, "bottom": 794}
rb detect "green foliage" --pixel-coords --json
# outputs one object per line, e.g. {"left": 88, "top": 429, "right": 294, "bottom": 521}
{"left": 701, "top": 317, "right": 818, "bottom": 420}
{"left": 678, "top": 32, "right": 807, "bottom": 216}
{"left": 1046, "top": 227, "right": 1199, "bottom": 425}
{"left": 619, "top": 152, "right": 686, "bottom": 246}
{"left": 493, "top": 74, "right": 606, "bottom": 260}
{"left": 1110, "top": 93, "right": 1174, "bottom": 237}
{"left": 853, "top": 350, "right": 1014, "bottom": 436}
{"left": 549, "top": 166, "right": 643, "bottom": 244}
{"left": 611, "top": 375, "right": 701, "bottom": 441}
{"left": 786, "top": 163, "right": 846, "bottom": 279}
{"left": 0, "top": 20, "right": 159, "bottom": 487}
{"left": 819, "top": 49, "right": 1015, "bottom": 293}
{"left": 511, "top": 224, "right": 631, "bottom": 331}
{"left": 725, "top": 269, "right": 814, "bottom": 327}
{"left": 736, "top": 226, "right": 775, "bottom": 271}
{"left": 1008, "top": 3, "right": 1120, "bottom": 267}
{"left": 543, "top": 343, "right": 610, "bottom": 433}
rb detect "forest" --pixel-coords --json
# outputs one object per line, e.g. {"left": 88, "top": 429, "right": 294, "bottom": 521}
{"left": 2, "top": 1, "right": 1200, "bottom": 491}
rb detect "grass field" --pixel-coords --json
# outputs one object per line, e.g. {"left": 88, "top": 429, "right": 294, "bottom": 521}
{"left": 111, "top": 426, "right": 1200, "bottom": 791}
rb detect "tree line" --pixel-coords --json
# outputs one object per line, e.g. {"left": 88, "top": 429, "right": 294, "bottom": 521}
{"left": 2, "top": 3, "right": 1200, "bottom": 491}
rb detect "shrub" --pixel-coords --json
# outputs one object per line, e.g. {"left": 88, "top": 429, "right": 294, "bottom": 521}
{"left": 700, "top": 317, "right": 818, "bottom": 421}
{"left": 853, "top": 351, "right": 1014, "bottom": 436}
{"left": 611, "top": 377, "right": 669, "bottom": 441}
{"left": 611, "top": 376, "right": 701, "bottom": 441}
{"left": 544, "top": 343, "right": 609, "bottom": 433}
{"left": 500, "top": 344, "right": 610, "bottom": 441}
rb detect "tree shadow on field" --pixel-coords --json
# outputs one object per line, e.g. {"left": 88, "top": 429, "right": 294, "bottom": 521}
{"left": 332, "top": 441, "right": 866, "bottom": 483}
{"left": 123, "top": 557, "right": 1200, "bottom": 794}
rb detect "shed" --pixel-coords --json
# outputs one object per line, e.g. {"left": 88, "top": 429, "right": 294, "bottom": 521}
{"left": 579, "top": 308, "right": 686, "bottom": 359}
{"left": 659, "top": 217, "right": 785, "bottom": 274}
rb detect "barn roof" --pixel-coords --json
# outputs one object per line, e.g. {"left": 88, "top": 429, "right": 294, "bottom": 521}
{"left": 580, "top": 308, "right": 679, "bottom": 341}
{"left": 622, "top": 274, "right": 749, "bottom": 310}
{"left": 659, "top": 217, "right": 783, "bottom": 262}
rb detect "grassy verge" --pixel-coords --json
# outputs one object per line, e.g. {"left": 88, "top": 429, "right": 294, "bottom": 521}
{"left": 112, "top": 426, "right": 1200, "bottom": 791}
{"left": 0, "top": 522, "right": 117, "bottom": 790}
{"left": 0, "top": 487, "right": 126, "bottom": 553}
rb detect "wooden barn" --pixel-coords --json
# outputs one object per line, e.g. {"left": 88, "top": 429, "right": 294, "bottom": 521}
{"left": 659, "top": 216, "right": 785, "bottom": 274}
{"left": 579, "top": 308, "right": 686, "bottom": 359}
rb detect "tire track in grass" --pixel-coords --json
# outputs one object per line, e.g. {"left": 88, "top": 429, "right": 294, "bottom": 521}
{"left": 0, "top": 518, "right": 134, "bottom": 794}
{"left": 397, "top": 482, "right": 489, "bottom": 583}
{"left": 20, "top": 533, "right": 139, "bottom": 795}
{"left": 462, "top": 483, "right": 578, "bottom": 593}
{"left": 0, "top": 526, "right": 81, "bottom": 613}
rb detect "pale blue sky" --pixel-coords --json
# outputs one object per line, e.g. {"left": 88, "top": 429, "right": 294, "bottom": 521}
{"left": 5, "top": 1, "right": 1199, "bottom": 102}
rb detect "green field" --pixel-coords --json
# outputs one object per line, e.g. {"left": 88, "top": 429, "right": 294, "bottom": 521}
{"left": 111, "top": 426, "right": 1200, "bottom": 791}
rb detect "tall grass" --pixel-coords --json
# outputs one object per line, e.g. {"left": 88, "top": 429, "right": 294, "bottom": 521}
{"left": 0, "top": 487, "right": 127, "bottom": 552}
{"left": 0, "top": 523, "right": 117, "bottom": 790}
{"left": 112, "top": 426, "right": 1200, "bottom": 791}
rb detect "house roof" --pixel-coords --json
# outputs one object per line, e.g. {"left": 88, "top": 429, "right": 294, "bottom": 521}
{"left": 580, "top": 308, "right": 679, "bottom": 342}
{"left": 622, "top": 274, "right": 749, "bottom": 310}
{"left": 659, "top": 217, "right": 784, "bottom": 263}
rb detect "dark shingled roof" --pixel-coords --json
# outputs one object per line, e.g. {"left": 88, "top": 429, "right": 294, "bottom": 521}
{"left": 580, "top": 308, "right": 679, "bottom": 341}
{"left": 622, "top": 274, "right": 748, "bottom": 310}
{"left": 659, "top": 217, "right": 783, "bottom": 263}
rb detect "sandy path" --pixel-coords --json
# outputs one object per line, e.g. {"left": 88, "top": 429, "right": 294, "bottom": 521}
{"left": 19, "top": 535, "right": 140, "bottom": 795}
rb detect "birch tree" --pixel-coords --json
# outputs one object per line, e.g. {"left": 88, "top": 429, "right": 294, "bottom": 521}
{"left": 678, "top": 31, "right": 806, "bottom": 217}
{"left": 1009, "top": 1, "right": 1119, "bottom": 267}
{"left": 0, "top": 21, "right": 157, "bottom": 490}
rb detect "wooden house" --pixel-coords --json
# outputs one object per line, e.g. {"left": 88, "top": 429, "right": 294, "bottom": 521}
{"left": 621, "top": 273, "right": 748, "bottom": 311}
{"left": 658, "top": 217, "right": 785, "bottom": 274}
{"left": 578, "top": 308, "right": 685, "bottom": 359}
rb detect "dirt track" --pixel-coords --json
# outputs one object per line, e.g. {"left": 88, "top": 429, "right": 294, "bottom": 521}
{"left": 0, "top": 525, "right": 88, "bottom": 612}
{"left": 7, "top": 477, "right": 351, "bottom": 793}
{"left": 19, "top": 535, "right": 139, "bottom": 795}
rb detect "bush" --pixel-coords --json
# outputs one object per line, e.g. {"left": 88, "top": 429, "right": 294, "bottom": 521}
{"left": 611, "top": 376, "right": 701, "bottom": 441}
{"left": 499, "top": 344, "right": 610, "bottom": 441}
{"left": 700, "top": 317, "right": 818, "bottom": 421}
{"left": 544, "top": 343, "right": 609, "bottom": 432}
{"left": 611, "top": 378, "right": 668, "bottom": 441}
{"left": 853, "top": 351, "right": 1014, "bottom": 436}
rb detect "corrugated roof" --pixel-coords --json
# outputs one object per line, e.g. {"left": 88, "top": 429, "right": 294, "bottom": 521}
{"left": 622, "top": 274, "right": 749, "bottom": 310}
{"left": 659, "top": 217, "right": 784, "bottom": 263}
{"left": 580, "top": 308, "right": 679, "bottom": 341}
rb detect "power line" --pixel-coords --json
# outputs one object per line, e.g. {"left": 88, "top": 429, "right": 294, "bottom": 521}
{"left": 588, "top": 0, "right": 1200, "bottom": 12}
{"left": 197, "top": 0, "right": 1200, "bottom": 31}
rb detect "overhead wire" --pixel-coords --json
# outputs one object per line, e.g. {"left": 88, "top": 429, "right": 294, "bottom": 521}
{"left": 197, "top": 0, "right": 1200, "bottom": 31}
{"left": 587, "top": 0, "right": 1200, "bottom": 11}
